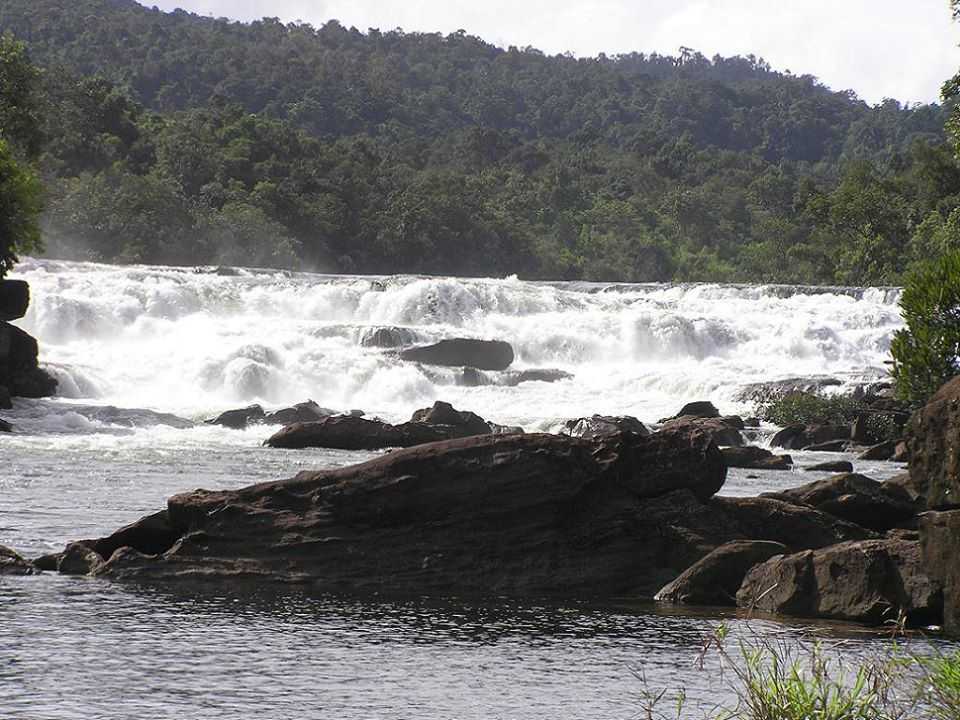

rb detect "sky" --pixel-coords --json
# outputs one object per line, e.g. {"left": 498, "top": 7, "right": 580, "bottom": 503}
{"left": 140, "top": 0, "right": 960, "bottom": 106}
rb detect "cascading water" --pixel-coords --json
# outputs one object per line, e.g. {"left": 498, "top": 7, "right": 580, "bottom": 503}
{"left": 7, "top": 257, "right": 901, "bottom": 434}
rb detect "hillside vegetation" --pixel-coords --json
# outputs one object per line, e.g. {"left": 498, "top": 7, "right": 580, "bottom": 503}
{"left": 1, "top": 0, "right": 959, "bottom": 282}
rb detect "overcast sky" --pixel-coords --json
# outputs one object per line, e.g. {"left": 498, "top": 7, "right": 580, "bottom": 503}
{"left": 140, "top": 0, "right": 960, "bottom": 106}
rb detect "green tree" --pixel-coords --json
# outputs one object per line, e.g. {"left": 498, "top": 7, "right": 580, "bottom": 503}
{"left": 0, "top": 139, "right": 43, "bottom": 275}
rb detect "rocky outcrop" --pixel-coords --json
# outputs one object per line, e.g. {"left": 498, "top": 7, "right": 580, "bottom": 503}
{"left": 654, "top": 540, "right": 787, "bottom": 606}
{"left": 0, "top": 280, "right": 29, "bottom": 321}
{"left": 920, "top": 510, "right": 960, "bottom": 634}
{"left": 771, "top": 424, "right": 850, "bottom": 450}
{"left": 737, "top": 538, "right": 942, "bottom": 625}
{"left": 720, "top": 446, "right": 792, "bottom": 470}
{"left": 710, "top": 496, "right": 877, "bottom": 550}
{"left": 74, "top": 429, "right": 732, "bottom": 597}
{"left": 400, "top": 338, "right": 515, "bottom": 371}
{"left": 659, "top": 416, "right": 743, "bottom": 446}
{"left": 0, "top": 545, "right": 38, "bottom": 575}
{"left": 206, "top": 404, "right": 266, "bottom": 429}
{"left": 266, "top": 415, "right": 462, "bottom": 450}
{"left": 761, "top": 473, "right": 919, "bottom": 532}
{"left": 562, "top": 415, "right": 649, "bottom": 440}
{"left": 0, "top": 322, "right": 57, "bottom": 398}
{"left": 905, "top": 376, "right": 960, "bottom": 509}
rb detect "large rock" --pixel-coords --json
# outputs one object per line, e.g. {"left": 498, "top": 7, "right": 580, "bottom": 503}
{"left": 263, "top": 400, "right": 334, "bottom": 426}
{"left": 0, "top": 322, "right": 57, "bottom": 398}
{"left": 737, "top": 538, "right": 942, "bottom": 625}
{"left": 920, "top": 510, "right": 960, "bottom": 634}
{"left": 562, "top": 415, "right": 649, "bottom": 440}
{"left": 409, "top": 401, "right": 492, "bottom": 436}
{"left": 660, "top": 416, "right": 743, "bottom": 446}
{"left": 654, "top": 540, "right": 787, "bottom": 606}
{"left": 78, "top": 430, "right": 732, "bottom": 596}
{"left": 266, "top": 414, "right": 475, "bottom": 450}
{"left": 770, "top": 424, "right": 850, "bottom": 450}
{"left": 206, "top": 404, "right": 265, "bottom": 429}
{"left": 0, "top": 280, "right": 29, "bottom": 321}
{"left": 360, "top": 326, "right": 420, "bottom": 349}
{"left": 400, "top": 338, "right": 514, "bottom": 371}
{"left": 710, "top": 495, "right": 877, "bottom": 550}
{"left": 663, "top": 401, "right": 719, "bottom": 420}
{"left": 720, "top": 446, "right": 792, "bottom": 470}
{"left": 905, "top": 376, "right": 960, "bottom": 509}
{"left": 761, "top": 473, "right": 919, "bottom": 532}
{"left": 0, "top": 545, "right": 38, "bottom": 575}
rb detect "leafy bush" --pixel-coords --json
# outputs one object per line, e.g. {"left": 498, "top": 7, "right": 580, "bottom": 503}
{"left": 751, "top": 389, "right": 864, "bottom": 427}
{"left": 891, "top": 251, "right": 960, "bottom": 407}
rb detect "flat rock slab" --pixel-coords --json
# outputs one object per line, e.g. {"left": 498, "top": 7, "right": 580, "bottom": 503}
{"left": 400, "top": 338, "right": 514, "bottom": 371}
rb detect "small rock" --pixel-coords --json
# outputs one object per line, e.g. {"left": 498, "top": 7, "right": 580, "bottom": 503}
{"left": 57, "top": 542, "right": 104, "bottom": 575}
{"left": 805, "top": 460, "right": 854, "bottom": 473}
{"left": 663, "top": 401, "right": 719, "bottom": 421}
{"left": 263, "top": 400, "right": 334, "bottom": 426}
{"left": 206, "top": 404, "right": 266, "bottom": 429}
{"left": 859, "top": 440, "right": 897, "bottom": 461}
{"left": 720, "top": 446, "right": 792, "bottom": 470}
{"left": 0, "top": 545, "right": 38, "bottom": 575}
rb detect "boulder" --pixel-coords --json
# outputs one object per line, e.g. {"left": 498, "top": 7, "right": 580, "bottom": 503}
{"left": 0, "top": 279, "right": 29, "bottom": 321}
{"left": 710, "top": 495, "right": 877, "bottom": 550}
{"left": 737, "top": 538, "right": 942, "bottom": 626}
{"left": 206, "top": 404, "right": 265, "bottom": 429}
{"left": 720, "top": 446, "right": 792, "bottom": 470}
{"left": 562, "top": 415, "right": 650, "bottom": 440}
{"left": 409, "top": 401, "right": 492, "bottom": 436}
{"left": 761, "top": 473, "right": 920, "bottom": 532}
{"left": 663, "top": 401, "right": 719, "bottom": 420}
{"left": 263, "top": 400, "right": 334, "bottom": 426}
{"left": 0, "top": 322, "right": 57, "bottom": 398}
{"left": 771, "top": 424, "right": 850, "bottom": 450}
{"left": 654, "top": 540, "right": 787, "bottom": 606}
{"left": 805, "top": 460, "right": 854, "bottom": 473}
{"left": 266, "top": 415, "right": 470, "bottom": 450}
{"left": 719, "top": 415, "right": 745, "bottom": 430}
{"left": 360, "top": 326, "right": 420, "bottom": 349}
{"left": 57, "top": 542, "right": 104, "bottom": 575}
{"left": 0, "top": 545, "right": 38, "bottom": 575}
{"left": 88, "top": 430, "right": 732, "bottom": 596}
{"left": 400, "top": 338, "right": 514, "bottom": 371}
{"left": 859, "top": 440, "right": 897, "bottom": 461}
{"left": 803, "top": 440, "right": 848, "bottom": 452}
{"left": 920, "top": 510, "right": 960, "bottom": 634}
{"left": 660, "top": 416, "right": 743, "bottom": 446}
{"left": 905, "top": 376, "right": 960, "bottom": 509}
{"left": 91, "top": 510, "right": 181, "bottom": 560}
{"left": 501, "top": 369, "right": 573, "bottom": 386}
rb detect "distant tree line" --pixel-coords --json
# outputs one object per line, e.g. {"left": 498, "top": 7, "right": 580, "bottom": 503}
{"left": 1, "top": 0, "right": 959, "bottom": 283}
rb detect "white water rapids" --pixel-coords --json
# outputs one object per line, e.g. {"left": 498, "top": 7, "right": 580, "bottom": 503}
{"left": 7, "top": 257, "right": 901, "bottom": 433}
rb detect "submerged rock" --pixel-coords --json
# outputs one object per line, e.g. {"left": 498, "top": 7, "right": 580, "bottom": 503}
{"left": 737, "top": 538, "right": 941, "bottom": 625}
{"left": 400, "top": 338, "right": 515, "bottom": 371}
{"left": 501, "top": 368, "right": 573, "bottom": 386}
{"left": 720, "top": 446, "right": 792, "bottom": 470}
{"left": 655, "top": 540, "right": 787, "bottom": 606}
{"left": 0, "top": 545, "right": 38, "bottom": 575}
{"left": 206, "top": 404, "right": 265, "bottom": 429}
{"left": 562, "top": 415, "right": 649, "bottom": 440}
{"left": 73, "top": 429, "right": 731, "bottom": 596}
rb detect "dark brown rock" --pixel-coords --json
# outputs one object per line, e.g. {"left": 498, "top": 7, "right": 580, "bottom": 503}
{"left": 654, "top": 540, "right": 788, "bottom": 606}
{"left": 0, "top": 279, "right": 29, "bottom": 321}
{"left": 664, "top": 401, "right": 720, "bottom": 420}
{"left": 90, "top": 430, "right": 730, "bottom": 596}
{"left": 263, "top": 400, "right": 334, "bottom": 426}
{"left": 562, "top": 415, "right": 649, "bottom": 440}
{"left": 266, "top": 415, "right": 464, "bottom": 450}
{"left": 400, "top": 338, "right": 514, "bottom": 371}
{"left": 206, "top": 404, "right": 265, "bottom": 429}
{"left": 803, "top": 440, "right": 848, "bottom": 452}
{"left": 659, "top": 416, "right": 743, "bottom": 446}
{"left": 761, "top": 473, "right": 920, "bottom": 532}
{"left": 33, "top": 553, "right": 61, "bottom": 572}
{"left": 859, "top": 440, "right": 897, "bottom": 461}
{"left": 737, "top": 538, "right": 942, "bottom": 625}
{"left": 720, "top": 446, "right": 792, "bottom": 470}
{"left": 771, "top": 424, "right": 850, "bottom": 450}
{"left": 905, "top": 376, "right": 960, "bottom": 509}
{"left": 805, "top": 460, "right": 854, "bottom": 473}
{"left": 91, "top": 510, "right": 181, "bottom": 560}
{"left": 710, "top": 495, "right": 877, "bottom": 550}
{"left": 57, "top": 542, "right": 104, "bottom": 575}
{"left": 920, "top": 510, "right": 960, "bottom": 634}
{"left": 409, "top": 401, "right": 492, "bottom": 436}
{"left": 0, "top": 322, "right": 57, "bottom": 398}
{"left": 0, "top": 545, "right": 38, "bottom": 575}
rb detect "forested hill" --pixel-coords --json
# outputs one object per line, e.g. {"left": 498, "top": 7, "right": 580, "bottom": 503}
{"left": 1, "top": 0, "right": 959, "bottom": 283}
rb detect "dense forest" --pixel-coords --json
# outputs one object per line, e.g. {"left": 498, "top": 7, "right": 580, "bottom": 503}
{"left": 1, "top": 0, "right": 960, "bottom": 283}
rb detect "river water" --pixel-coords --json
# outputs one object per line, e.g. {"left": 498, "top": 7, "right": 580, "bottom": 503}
{"left": 0, "top": 259, "right": 932, "bottom": 719}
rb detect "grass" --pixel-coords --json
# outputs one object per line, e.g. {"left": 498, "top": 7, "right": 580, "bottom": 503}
{"left": 634, "top": 625, "right": 960, "bottom": 720}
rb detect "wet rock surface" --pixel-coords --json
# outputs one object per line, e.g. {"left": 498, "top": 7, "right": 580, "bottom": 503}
{"left": 0, "top": 545, "right": 38, "bottom": 575}
{"left": 400, "top": 338, "right": 515, "bottom": 371}
{"left": 561, "top": 415, "right": 649, "bottom": 440}
{"left": 720, "top": 446, "right": 792, "bottom": 470}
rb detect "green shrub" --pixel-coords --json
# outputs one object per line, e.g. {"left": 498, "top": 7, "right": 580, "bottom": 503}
{"left": 891, "top": 251, "right": 960, "bottom": 407}
{"left": 751, "top": 389, "right": 864, "bottom": 427}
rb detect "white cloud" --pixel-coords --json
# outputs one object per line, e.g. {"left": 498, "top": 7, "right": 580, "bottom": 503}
{"left": 141, "top": 0, "right": 960, "bottom": 104}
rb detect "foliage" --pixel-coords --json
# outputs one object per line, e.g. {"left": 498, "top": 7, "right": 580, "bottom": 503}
{"left": 0, "top": 138, "right": 43, "bottom": 275}
{"left": 752, "top": 389, "right": 865, "bottom": 427}
{"left": 890, "top": 251, "right": 960, "bottom": 406}
{"left": 0, "top": 1, "right": 957, "bottom": 279}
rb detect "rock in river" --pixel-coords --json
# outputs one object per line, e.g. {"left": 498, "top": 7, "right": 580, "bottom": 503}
{"left": 67, "top": 428, "right": 732, "bottom": 597}
{"left": 720, "top": 446, "right": 792, "bottom": 470}
{"left": 562, "top": 415, "right": 649, "bottom": 439}
{"left": 400, "top": 338, "right": 515, "bottom": 371}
